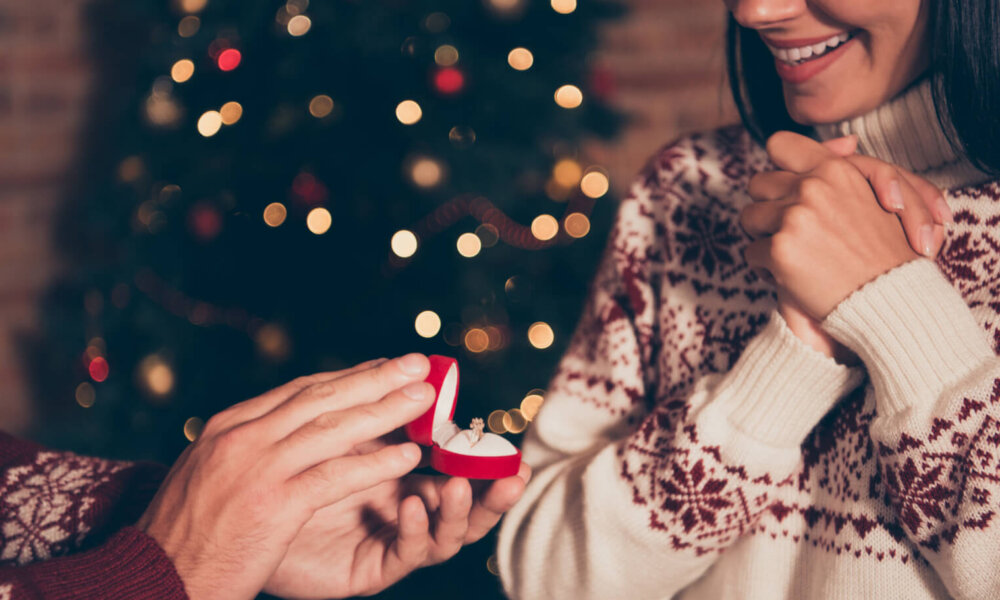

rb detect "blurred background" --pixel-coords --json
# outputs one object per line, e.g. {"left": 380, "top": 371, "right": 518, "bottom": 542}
{"left": 0, "top": 0, "right": 735, "bottom": 597}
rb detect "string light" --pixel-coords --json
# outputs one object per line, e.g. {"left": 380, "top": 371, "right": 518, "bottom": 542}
{"left": 217, "top": 48, "right": 242, "bottom": 71}
{"left": 434, "top": 45, "right": 459, "bottom": 66}
{"left": 503, "top": 408, "right": 528, "bottom": 433}
{"left": 552, "top": 158, "right": 582, "bottom": 187}
{"left": 179, "top": 0, "right": 208, "bottom": 13}
{"left": 456, "top": 232, "right": 482, "bottom": 257}
{"left": 486, "top": 554, "right": 500, "bottom": 576}
{"left": 263, "top": 202, "right": 287, "bottom": 227}
{"left": 88, "top": 357, "right": 110, "bottom": 382}
{"left": 554, "top": 84, "right": 583, "bottom": 109}
{"left": 170, "top": 59, "right": 195, "bottom": 83}
{"left": 415, "top": 310, "right": 442, "bottom": 338}
{"left": 488, "top": 410, "right": 508, "bottom": 433}
{"left": 306, "top": 207, "right": 332, "bottom": 234}
{"left": 581, "top": 169, "right": 609, "bottom": 198}
{"left": 255, "top": 323, "right": 292, "bottom": 361}
{"left": 475, "top": 223, "right": 499, "bottom": 248}
{"left": 197, "top": 110, "right": 223, "bottom": 137}
{"left": 396, "top": 100, "right": 422, "bottom": 125}
{"left": 410, "top": 157, "right": 443, "bottom": 188}
{"left": 531, "top": 215, "right": 559, "bottom": 241}
{"left": 137, "top": 354, "right": 175, "bottom": 398}
{"left": 309, "top": 95, "right": 334, "bottom": 118}
{"left": 287, "top": 14, "right": 312, "bottom": 36}
{"left": 184, "top": 417, "right": 205, "bottom": 442}
{"left": 448, "top": 125, "right": 476, "bottom": 148}
{"left": 391, "top": 230, "right": 419, "bottom": 258}
{"left": 564, "top": 212, "right": 591, "bottom": 238}
{"left": 507, "top": 47, "right": 533, "bottom": 71}
{"left": 75, "top": 382, "right": 96, "bottom": 408}
{"left": 178, "top": 16, "right": 200, "bottom": 37}
{"left": 219, "top": 101, "right": 243, "bottom": 125}
{"left": 551, "top": 0, "right": 577, "bottom": 14}
{"left": 464, "top": 328, "right": 489, "bottom": 353}
{"left": 528, "top": 322, "right": 554, "bottom": 349}
{"left": 520, "top": 390, "right": 545, "bottom": 420}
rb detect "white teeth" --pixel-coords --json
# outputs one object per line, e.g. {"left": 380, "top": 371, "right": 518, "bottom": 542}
{"left": 812, "top": 41, "right": 828, "bottom": 55}
{"left": 826, "top": 35, "right": 841, "bottom": 47}
{"left": 838, "top": 32, "right": 849, "bottom": 42}
{"left": 767, "top": 32, "right": 853, "bottom": 65}
{"left": 789, "top": 47, "right": 801, "bottom": 60}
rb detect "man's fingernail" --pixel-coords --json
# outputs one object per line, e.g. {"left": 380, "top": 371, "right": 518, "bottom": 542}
{"left": 921, "top": 224, "right": 935, "bottom": 257}
{"left": 402, "top": 382, "right": 429, "bottom": 400}
{"left": 398, "top": 353, "right": 428, "bottom": 375}
{"left": 935, "top": 197, "right": 953, "bottom": 224}
{"left": 888, "top": 180, "right": 904, "bottom": 211}
{"left": 400, "top": 444, "right": 421, "bottom": 462}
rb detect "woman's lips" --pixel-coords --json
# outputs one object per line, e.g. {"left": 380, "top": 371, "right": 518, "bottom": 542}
{"left": 772, "top": 36, "right": 857, "bottom": 84}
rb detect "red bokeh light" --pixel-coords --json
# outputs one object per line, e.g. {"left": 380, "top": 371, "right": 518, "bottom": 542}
{"left": 433, "top": 67, "right": 464, "bottom": 95}
{"left": 88, "top": 357, "right": 109, "bottom": 382}
{"left": 217, "top": 49, "right": 242, "bottom": 72}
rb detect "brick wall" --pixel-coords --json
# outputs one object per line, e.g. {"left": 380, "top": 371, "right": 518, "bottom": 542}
{"left": 0, "top": 1, "right": 736, "bottom": 434}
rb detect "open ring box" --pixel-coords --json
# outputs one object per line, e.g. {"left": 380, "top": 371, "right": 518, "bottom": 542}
{"left": 404, "top": 355, "right": 522, "bottom": 479}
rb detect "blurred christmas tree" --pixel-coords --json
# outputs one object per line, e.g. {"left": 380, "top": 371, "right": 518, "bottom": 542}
{"left": 28, "top": 0, "right": 625, "bottom": 596}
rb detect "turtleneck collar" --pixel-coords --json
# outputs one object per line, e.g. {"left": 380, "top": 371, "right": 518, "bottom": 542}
{"left": 812, "top": 76, "right": 992, "bottom": 189}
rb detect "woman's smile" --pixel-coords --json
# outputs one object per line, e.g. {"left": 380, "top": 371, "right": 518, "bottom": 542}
{"left": 762, "top": 30, "right": 859, "bottom": 84}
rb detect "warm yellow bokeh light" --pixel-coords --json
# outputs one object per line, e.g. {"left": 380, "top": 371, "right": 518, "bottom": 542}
{"left": 415, "top": 310, "right": 442, "bottom": 338}
{"left": 487, "top": 410, "right": 508, "bottom": 434}
{"left": 457, "top": 232, "right": 482, "bottom": 257}
{"left": 391, "top": 229, "right": 419, "bottom": 258}
{"left": 411, "top": 158, "right": 443, "bottom": 187}
{"left": 508, "top": 47, "right": 534, "bottom": 71}
{"left": 553, "top": 158, "right": 582, "bottom": 187}
{"left": 219, "top": 101, "right": 243, "bottom": 125}
{"left": 531, "top": 214, "right": 559, "bottom": 241}
{"left": 75, "top": 382, "right": 96, "bottom": 408}
{"left": 263, "top": 202, "right": 287, "bottom": 227}
{"left": 581, "top": 170, "right": 610, "bottom": 198}
{"left": 396, "top": 100, "right": 423, "bottom": 125}
{"left": 528, "top": 322, "right": 555, "bottom": 349}
{"left": 178, "top": 15, "right": 200, "bottom": 37}
{"left": 521, "top": 392, "right": 545, "bottom": 420}
{"left": 434, "top": 44, "right": 459, "bottom": 66}
{"left": 184, "top": 417, "right": 205, "bottom": 442}
{"left": 197, "top": 110, "right": 223, "bottom": 137}
{"left": 564, "top": 212, "right": 591, "bottom": 238}
{"left": 486, "top": 554, "right": 500, "bottom": 576}
{"left": 465, "top": 328, "right": 490, "bottom": 353}
{"left": 503, "top": 409, "right": 529, "bottom": 433}
{"left": 306, "top": 207, "right": 332, "bottom": 234}
{"left": 309, "top": 94, "right": 334, "bottom": 118}
{"left": 475, "top": 223, "right": 499, "bottom": 248}
{"left": 139, "top": 354, "right": 175, "bottom": 397}
{"left": 171, "top": 59, "right": 195, "bottom": 83}
{"left": 551, "top": 0, "right": 577, "bottom": 14}
{"left": 179, "top": 0, "right": 208, "bottom": 13}
{"left": 287, "top": 14, "right": 312, "bottom": 36}
{"left": 554, "top": 84, "right": 583, "bottom": 109}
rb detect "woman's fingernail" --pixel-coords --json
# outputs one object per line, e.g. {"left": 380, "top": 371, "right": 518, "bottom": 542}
{"left": 398, "top": 353, "right": 427, "bottom": 375}
{"left": 935, "top": 197, "right": 953, "bottom": 224}
{"left": 888, "top": 180, "right": 904, "bottom": 211}
{"left": 920, "top": 224, "right": 935, "bottom": 257}
{"left": 402, "top": 382, "right": 429, "bottom": 400}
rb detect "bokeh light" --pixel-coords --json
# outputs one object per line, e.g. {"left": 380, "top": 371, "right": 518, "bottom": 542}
{"left": 391, "top": 230, "right": 419, "bottom": 258}
{"left": 75, "top": 382, "right": 96, "bottom": 408}
{"left": 551, "top": 0, "right": 577, "bottom": 14}
{"left": 528, "top": 322, "right": 554, "bottom": 349}
{"left": 396, "top": 100, "right": 422, "bottom": 125}
{"left": 553, "top": 158, "right": 582, "bottom": 187}
{"left": 309, "top": 94, "right": 334, "bottom": 118}
{"left": 531, "top": 214, "right": 559, "bottom": 241}
{"left": 456, "top": 233, "right": 482, "bottom": 257}
{"left": 217, "top": 48, "right": 242, "bottom": 71}
{"left": 219, "top": 101, "right": 243, "bottom": 125}
{"left": 434, "top": 45, "right": 459, "bottom": 66}
{"left": 581, "top": 170, "right": 609, "bottom": 198}
{"left": 464, "top": 328, "right": 490, "bottom": 353}
{"left": 415, "top": 310, "right": 442, "bottom": 338}
{"left": 263, "top": 202, "right": 287, "bottom": 227}
{"left": 179, "top": 0, "right": 207, "bottom": 13}
{"left": 138, "top": 354, "right": 175, "bottom": 398}
{"left": 184, "top": 417, "right": 205, "bottom": 442}
{"left": 306, "top": 207, "right": 332, "bottom": 234}
{"left": 508, "top": 47, "right": 534, "bottom": 70}
{"left": 88, "top": 357, "right": 110, "bottom": 382}
{"left": 178, "top": 15, "right": 200, "bottom": 37}
{"left": 564, "top": 212, "right": 591, "bottom": 238}
{"left": 255, "top": 323, "right": 292, "bottom": 361}
{"left": 410, "top": 157, "right": 443, "bottom": 187}
{"left": 475, "top": 223, "right": 499, "bottom": 248}
{"left": 520, "top": 390, "right": 545, "bottom": 420}
{"left": 287, "top": 14, "right": 312, "bottom": 36}
{"left": 170, "top": 59, "right": 195, "bottom": 83}
{"left": 488, "top": 410, "right": 508, "bottom": 434}
{"left": 503, "top": 408, "right": 529, "bottom": 433}
{"left": 197, "top": 110, "right": 223, "bottom": 137}
{"left": 554, "top": 84, "right": 583, "bottom": 109}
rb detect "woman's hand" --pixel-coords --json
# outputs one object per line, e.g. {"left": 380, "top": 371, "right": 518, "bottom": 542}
{"left": 137, "top": 355, "right": 441, "bottom": 600}
{"left": 741, "top": 131, "right": 950, "bottom": 328}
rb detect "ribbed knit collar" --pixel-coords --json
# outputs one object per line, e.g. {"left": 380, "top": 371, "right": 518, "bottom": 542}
{"left": 812, "top": 77, "right": 992, "bottom": 189}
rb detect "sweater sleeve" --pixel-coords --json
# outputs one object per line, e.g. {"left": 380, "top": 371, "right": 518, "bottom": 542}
{"left": 0, "top": 432, "right": 187, "bottom": 599}
{"left": 821, "top": 257, "right": 1000, "bottom": 600}
{"left": 496, "top": 159, "right": 865, "bottom": 599}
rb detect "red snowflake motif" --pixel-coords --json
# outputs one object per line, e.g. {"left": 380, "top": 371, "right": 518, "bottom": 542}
{"left": 671, "top": 205, "right": 743, "bottom": 278}
{"left": 660, "top": 459, "right": 732, "bottom": 533}
{"left": 884, "top": 457, "right": 952, "bottom": 537}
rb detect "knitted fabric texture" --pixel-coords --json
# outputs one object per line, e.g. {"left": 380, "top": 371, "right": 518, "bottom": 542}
{"left": 496, "top": 78, "right": 1000, "bottom": 599}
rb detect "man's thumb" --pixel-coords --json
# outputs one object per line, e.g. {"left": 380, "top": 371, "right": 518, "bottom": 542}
{"left": 820, "top": 134, "right": 858, "bottom": 157}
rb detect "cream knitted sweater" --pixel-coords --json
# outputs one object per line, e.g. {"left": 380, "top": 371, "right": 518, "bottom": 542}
{"left": 496, "top": 78, "right": 1000, "bottom": 599}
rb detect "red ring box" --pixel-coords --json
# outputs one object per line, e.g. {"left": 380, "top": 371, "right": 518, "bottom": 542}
{"left": 404, "top": 355, "right": 522, "bottom": 480}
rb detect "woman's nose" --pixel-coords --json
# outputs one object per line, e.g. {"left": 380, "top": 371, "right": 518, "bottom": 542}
{"left": 726, "top": 0, "right": 804, "bottom": 29}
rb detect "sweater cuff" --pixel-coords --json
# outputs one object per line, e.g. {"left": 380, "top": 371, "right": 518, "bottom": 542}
{"left": 821, "top": 258, "right": 996, "bottom": 417}
{"left": 21, "top": 526, "right": 188, "bottom": 600}
{"left": 709, "top": 310, "right": 864, "bottom": 447}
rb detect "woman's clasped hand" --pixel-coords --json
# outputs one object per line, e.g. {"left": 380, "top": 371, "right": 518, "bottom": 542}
{"left": 136, "top": 354, "right": 530, "bottom": 600}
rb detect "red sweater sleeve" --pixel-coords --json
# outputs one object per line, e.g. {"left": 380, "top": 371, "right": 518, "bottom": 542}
{"left": 0, "top": 432, "right": 188, "bottom": 599}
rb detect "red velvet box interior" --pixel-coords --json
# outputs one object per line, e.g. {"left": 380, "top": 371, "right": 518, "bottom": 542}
{"left": 404, "top": 355, "right": 521, "bottom": 480}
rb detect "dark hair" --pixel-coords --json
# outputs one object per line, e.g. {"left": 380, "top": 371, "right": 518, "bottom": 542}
{"left": 725, "top": 6, "right": 1000, "bottom": 178}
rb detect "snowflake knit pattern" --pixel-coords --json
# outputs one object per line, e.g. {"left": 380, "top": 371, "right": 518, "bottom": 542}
{"left": 0, "top": 434, "right": 187, "bottom": 599}
{"left": 496, "top": 76, "right": 1000, "bottom": 600}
